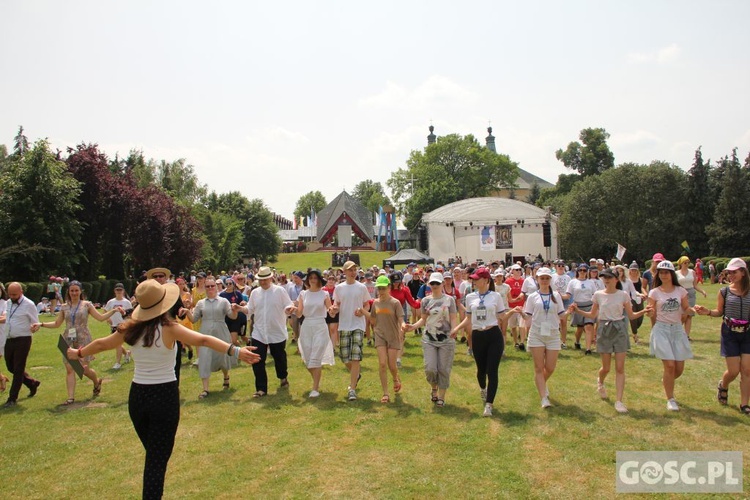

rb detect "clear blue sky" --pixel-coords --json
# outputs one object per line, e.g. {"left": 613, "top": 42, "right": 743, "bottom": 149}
{"left": 2, "top": 1, "right": 748, "bottom": 219}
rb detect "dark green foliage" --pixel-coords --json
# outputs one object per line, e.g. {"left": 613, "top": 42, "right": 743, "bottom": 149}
{"left": 23, "top": 282, "right": 45, "bottom": 303}
{"left": 294, "top": 191, "right": 327, "bottom": 225}
{"left": 706, "top": 150, "right": 750, "bottom": 255}
{"left": 352, "top": 180, "right": 392, "bottom": 213}
{"left": 555, "top": 127, "right": 615, "bottom": 178}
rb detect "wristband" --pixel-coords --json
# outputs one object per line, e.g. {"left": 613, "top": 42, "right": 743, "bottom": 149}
{"left": 77, "top": 347, "right": 84, "bottom": 358}
{"left": 226, "top": 344, "right": 234, "bottom": 356}
{"left": 233, "top": 346, "right": 241, "bottom": 358}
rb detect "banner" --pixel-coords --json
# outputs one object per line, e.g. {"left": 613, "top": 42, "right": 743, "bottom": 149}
{"left": 616, "top": 243, "right": 626, "bottom": 261}
{"left": 495, "top": 225, "right": 513, "bottom": 249}
{"left": 480, "top": 226, "right": 495, "bottom": 251}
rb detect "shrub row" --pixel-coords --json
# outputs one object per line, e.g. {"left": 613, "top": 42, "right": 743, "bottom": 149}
{"left": 9, "top": 279, "right": 138, "bottom": 306}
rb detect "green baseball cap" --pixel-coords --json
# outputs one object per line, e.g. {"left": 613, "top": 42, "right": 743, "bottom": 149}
{"left": 375, "top": 275, "right": 391, "bottom": 288}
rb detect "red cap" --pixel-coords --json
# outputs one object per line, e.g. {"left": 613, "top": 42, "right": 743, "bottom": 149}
{"left": 652, "top": 253, "right": 665, "bottom": 262}
{"left": 470, "top": 267, "right": 491, "bottom": 280}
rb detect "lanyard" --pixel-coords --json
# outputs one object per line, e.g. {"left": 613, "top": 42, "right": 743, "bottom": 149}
{"left": 539, "top": 293, "right": 552, "bottom": 313}
{"left": 7, "top": 301, "right": 20, "bottom": 335}
{"left": 477, "top": 291, "right": 491, "bottom": 307}
{"left": 69, "top": 300, "right": 82, "bottom": 326}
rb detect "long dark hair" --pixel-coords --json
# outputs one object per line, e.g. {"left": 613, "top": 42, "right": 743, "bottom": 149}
{"left": 120, "top": 313, "right": 176, "bottom": 347}
{"left": 0, "top": 283, "right": 7, "bottom": 301}
{"left": 734, "top": 268, "right": 750, "bottom": 296}
{"left": 654, "top": 270, "right": 681, "bottom": 289}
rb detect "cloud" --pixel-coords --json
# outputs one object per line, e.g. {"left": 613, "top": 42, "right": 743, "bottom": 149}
{"left": 358, "top": 75, "right": 479, "bottom": 111}
{"left": 627, "top": 43, "right": 681, "bottom": 64}
{"left": 610, "top": 129, "right": 662, "bottom": 149}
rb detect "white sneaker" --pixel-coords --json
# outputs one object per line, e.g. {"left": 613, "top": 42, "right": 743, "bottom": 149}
{"left": 483, "top": 402, "right": 493, "bottom": 417}
{"left": 615, "top": 401, "right": 628, "bottom": 413}
{"left": 112, "top": 363, "right": 121, "bottom": 370}
{"left": 309, "top": 390, "right": 320, "bottom": 398}
{"left": 597, "top": 380, "right": 607, "bottom": 399}
{"left": 541, "top": 397, "right": 552, "bottom": 408}
{"left": 667, "top": 398, "right": 679, "bottom": 411}
{"left": 347, "top": 388, "right": 357, "bottom": 401}
{"left": 480, "top": 388, "right": 487, "bottom": 402}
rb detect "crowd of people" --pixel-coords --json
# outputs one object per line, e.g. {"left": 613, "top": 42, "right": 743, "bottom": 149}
{"left": 0, "top": 254, "right": 748, "bottom": 498}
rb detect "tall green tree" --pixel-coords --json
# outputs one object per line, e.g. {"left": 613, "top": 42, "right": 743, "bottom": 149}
{"left": 686, "top": 147, "right": 714, "bottom": 257}
{"left": 193, "top": 205, "right": 244, "bottom": 272}
{"left": 558, "top": 161, "right": 689, "bottom": 263}
{"left": 555, "top": 127, "right": 615, "bottom": 178}
{"left": 388, "top": 133, "right": 518, "bottom": 230}
{"left": 122, "top": 149, "right": 155, "bottom": 188}
{"left": 706, "top": 149, "right": 750, "bottom": 256}
{"left": 0, "top": 140, "right": 82, "bottom": 279}
{"left": 13, "top": 126, "right": 30, "bottom": 157}
{"left": 351, "top": 179, "right": 391, "bottom": 213}
{"left": 526, "top": 181, "right": 541, "bottom": 205}
{"left": 294, "top": 191, "right": 327, "bottom": 226}
{"left": 157, "top": 158, "right": 207, "bottom": 206}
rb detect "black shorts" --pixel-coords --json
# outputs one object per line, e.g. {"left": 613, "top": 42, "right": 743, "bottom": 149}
{"left": 46, "top": 292, "right": 56, "bottom": 300}
{"left": 721, "top": 323, "right": 750, "bottom": 357}
{"left": 325, "top": 313, "right": 339, "bottom": 325}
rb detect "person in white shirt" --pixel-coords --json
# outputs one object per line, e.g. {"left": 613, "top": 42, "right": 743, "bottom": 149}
{"left": 286, "top": 271, "right": 305, "bottom": 344}
{"left": 243, "top": 266, "right": 296, "bottom": 398}
{"left": 331, "top": 261, "right": 371, "bottom": 401}
{"left": 552, "top": 260, "right": 572, "bottom": 348}
{"left": 105, "top": 283, "right": 134, "bottom": 369}
{"left": 1, "top": 283, "right": 42, "bottom": 407}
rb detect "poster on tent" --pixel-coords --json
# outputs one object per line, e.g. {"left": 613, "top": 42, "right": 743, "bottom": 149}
{"left": 479, "top": 226, "right": 495, "bottom": 251}
{"left": 495, "top": 225, "right": 513, "bottom": 249}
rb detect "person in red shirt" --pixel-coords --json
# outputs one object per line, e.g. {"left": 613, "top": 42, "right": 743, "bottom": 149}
{"left": 505, "top": 264, "right": 527, "bottom": 350}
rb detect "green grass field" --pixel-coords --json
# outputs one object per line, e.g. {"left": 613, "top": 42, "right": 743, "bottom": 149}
{"left": 1, "top": 278, "right": 748, "bottom": 499}
{"left": 270, "top": 250, "right": 393, "bottom": 274}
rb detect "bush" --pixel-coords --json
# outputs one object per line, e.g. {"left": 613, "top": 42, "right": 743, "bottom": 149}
{"left": 22, "top": 282, "right": 45, "bottom": 303}
{"left": 88, "top": 281, "right": 102, "bottom": 304}
{"left": 80, "top": 281, "right": 93, "bottom": 301}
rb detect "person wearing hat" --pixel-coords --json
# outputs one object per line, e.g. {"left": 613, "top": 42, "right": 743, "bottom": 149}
{"left": 363, "top": 275, "right": 405, "bottom": 403}
{"left": 552, "top": 260, "right": 572, "bottom": 348}
{"left": 646, "top": 260, "right": 694, "bottom": 411}
{"left": 148, "top": 267, "right": 190, "bottom": 381}
{"left": 695, "top": 258, "right": 750, "bottom": 414}
{"left": 627, "top": 262, "right": 647, "bottom": 345}
{"left": 523, "top": 267, "right": 569, "bottom": 408}
{"left": 46, "top": 276, "right": 62, "bottom": 316}
{"left": 66, "top": 279, "right": 259, "bottom": 499}
{"left": 405, "top": 271, "right": 458, "bottom": 408}
{"left": 243, "top": 266, "right": 296, "bottom": 398}
{"left": 452, "top": 267, "right": 522, "bottom": 417}
{"left": 37, "top": 280, "right": 127, "bottom": 405}
{"left": 330, "top": 261, "right": 371, "bottom": 401}
{"left": 295, "top": 269, "right": 335, "bottom": 398}
{"left": 642, "top": 253, "right": 665, "bottom": 295}
{"left": 387, "top": 271, "right": 421, "bottom": 369}
{"left": 675, "top": 256, "right": 707, "bottom": 341}
{"left": 104, "top": 283, "right": 133, "bottom": 370}
{"left": 572, "top": 269, "right": 651, "bottom": 413}
{"left": 567, "top": 264, "right": 597, "bottom": 354}
{"left": 505, "top": 264, "right": 527, "bottom": 351}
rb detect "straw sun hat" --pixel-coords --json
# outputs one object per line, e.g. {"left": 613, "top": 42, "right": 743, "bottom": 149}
{"left": 132, "top": 279, "right": 180, "bottom": 321}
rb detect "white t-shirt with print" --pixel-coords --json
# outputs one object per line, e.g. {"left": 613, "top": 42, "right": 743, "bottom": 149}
{"left": 465, "top": 291, "right": 507, "bottom": 330}
{"left": 524, "top": 291, "right": 566, "bottom": 335}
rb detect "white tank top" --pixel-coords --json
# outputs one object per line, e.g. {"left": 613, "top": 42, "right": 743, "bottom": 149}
{"left": 131, "top": 325, "right": 177, "bottom": 384}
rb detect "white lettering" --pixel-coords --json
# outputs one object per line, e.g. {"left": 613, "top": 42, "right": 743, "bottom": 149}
{"left": 619, "top": 461, "right": 640, "bottom": 485}
{"left": 680, "top": 461, "right": 697, "bottom": 485}
{"left": 663, "top": 461, "right": 679, "bottom": 485}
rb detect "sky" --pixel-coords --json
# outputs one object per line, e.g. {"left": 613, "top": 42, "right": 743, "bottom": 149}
{"left": 2, "top": 1, "right": 749, "bottom": 220}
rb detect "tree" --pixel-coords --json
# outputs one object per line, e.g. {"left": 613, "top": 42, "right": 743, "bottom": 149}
{"left": 536, "top": 173, "right": 581, "bottom": 213}
{"left": 0, "top": 144, "right": 7, "bottom": 169}
{"left": 706, "top": 149, "right": 750, "bottom": 256}
{"left": 294, "top": 191, "right": 327, "bottom": 226}
{"left": 13, "top": 126, "right": 30, "bottom": 157}
{"left": 388, "top": 133, "right": 518, "bottom": 230}
{"left": 122, "top": 149, "right": 155, "bottom": 188}
{"left": 686, "top": 147, "right": 714, "bottom": 257}
{"left": 193, "top": 204, "right": 244, "bottom": 272}
{"left": 204, "top": 191, "right": 282, "bottom": 263}
{"left": 555, "top": 127, "right": 615, "bottom": 178}
{"left": 352, "top": 179, "right": 392, "bottom": 213}
{"left": 527, "top": 181, "right": 541, "bottom": 205}
{"left": 558, "top": 162, "right": 690, "bottom": 263}
{"left": 156, "top": 158, "right": 207, "bottom": 206}
{"left": 0, "top": 140, "right": 82, "bottom": 280}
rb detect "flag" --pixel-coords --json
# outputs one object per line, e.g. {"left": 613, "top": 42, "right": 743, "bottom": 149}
{"left": 293, "top": 217, "right": 297, "bottom": 230}
{"left": 310, "top": 207, "right": 317, "bottom": 228}
{"left": 299, "top": 215, "right": 305, "bottom": 227}
{"left": 616, "top": 243, "right": 626, "bottom": 262}
{"left": 681, "top": 240, "right": 690, "bottom": 253}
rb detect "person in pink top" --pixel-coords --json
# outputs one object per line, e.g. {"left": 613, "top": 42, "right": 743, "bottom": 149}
{"left": 647, "top": 260, "right": 694, "bottom": 411}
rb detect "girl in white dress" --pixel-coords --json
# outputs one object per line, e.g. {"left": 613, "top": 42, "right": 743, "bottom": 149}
{"left": 296, "top": 269, "right": 335, "bottom": 398}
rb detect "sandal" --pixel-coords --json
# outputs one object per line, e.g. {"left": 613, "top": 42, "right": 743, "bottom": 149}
{"left": 740, "top": 405, "right": 750, "bottom": 415}
{"left": 431, "top": 389, "right": 438, "bottom": 402}
{"left": 393, "top": 380, "right": 402, "bottom": 393}
{"left": 199, "top": 390, "right": 210, "bottom": 399}
{"left": 717, "top": 381, "right": 728, "bottom": 406}
{"left": 436, "top": 398, "right": 445, "bottom": 408}
{"left": 62, "top": 398, "right": 75, "bottom": 405}
{"left": 93, "top": 378, "right": 103, "bottom": 397}
{"left": 223, "top": 377, "right": 230, "bottom": 389}
{"left": 380, "top": 394, "right": 390, "bottom": 403}
{"left": 252, "top": 391, "right": 266, "bottom": 398}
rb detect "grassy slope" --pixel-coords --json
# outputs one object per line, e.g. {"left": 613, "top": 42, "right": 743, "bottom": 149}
{"left": 1, "top": 280, "right": 748, "bottom": 499}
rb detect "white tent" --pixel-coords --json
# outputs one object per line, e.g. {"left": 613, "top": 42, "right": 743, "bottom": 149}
{"left": 422, "top": 197, "right": 558, "bottom": 263}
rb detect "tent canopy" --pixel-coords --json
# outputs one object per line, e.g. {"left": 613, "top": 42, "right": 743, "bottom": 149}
{"left": 383, "top": 248, "right": 434, "bottom": 268}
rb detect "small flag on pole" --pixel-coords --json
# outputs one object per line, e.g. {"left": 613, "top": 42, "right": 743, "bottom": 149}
{"left": 616, "top": 243, "right": 626, "bottom": 262}
{"left": 681, "top": 240, "right": 690, "bottom": 253}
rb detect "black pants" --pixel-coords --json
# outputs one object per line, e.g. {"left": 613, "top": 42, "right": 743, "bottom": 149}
{"left": 174, "top": 341, "right": 182, "bottom": 384}
{"left": 472, "top": 326, "right": 505, "bottom": 404}
{"left": 4, "top": 336, "right": 37, "bottom": 403}
{"left": 251, "top": 338, "right": 288, "bottom": 393}
{"left": 129, "top": 381, "right": 180, "bottom": 500}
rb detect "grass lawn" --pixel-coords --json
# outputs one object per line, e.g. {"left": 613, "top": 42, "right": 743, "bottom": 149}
{"left": 1, "top": 282, "right": 748, "bottom": 499}
{"left": 270, "top": 251, "right": 393, "bottom": 274}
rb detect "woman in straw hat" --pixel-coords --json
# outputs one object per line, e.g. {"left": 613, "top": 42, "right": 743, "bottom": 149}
{"left": 66, "top": 279, "right": 259, "bottom": 499}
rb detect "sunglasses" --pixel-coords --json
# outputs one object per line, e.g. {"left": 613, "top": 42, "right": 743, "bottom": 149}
{"left": 152, "top": 274, "right": 166, "bottom": 279}
{"left": 205, "top": 285, "right": 217, "bottom": 288}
